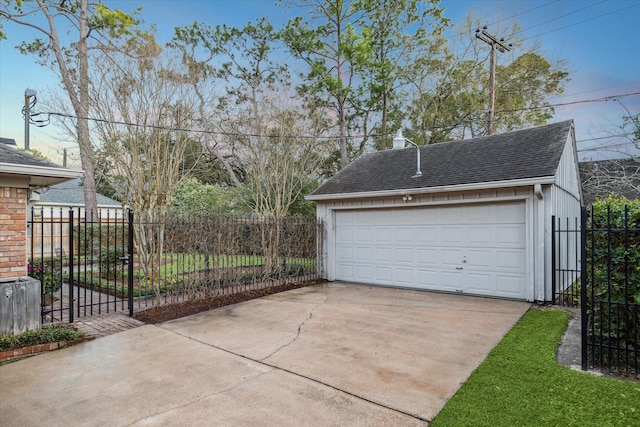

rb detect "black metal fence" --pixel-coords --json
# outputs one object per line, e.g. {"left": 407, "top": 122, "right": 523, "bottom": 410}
{"left": 29, "top": 208, "right": 323, "bottom": 324}
{"left": 553, "top": 205, "right": 640, "bottom": 378}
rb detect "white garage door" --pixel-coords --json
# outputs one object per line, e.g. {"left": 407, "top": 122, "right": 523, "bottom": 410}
{"left": 335, "top": 201, "right": 527, "bottom": 299}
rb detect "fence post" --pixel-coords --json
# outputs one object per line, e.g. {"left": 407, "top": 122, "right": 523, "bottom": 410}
{"left": 580, "top": 205, "right": 588, "bottom": 371}
{"left": 128, "top": 210, "right": 134, "bottom": 316}
{"left": 551, "top": 215, "right": 556, "bottom": 302}
{"left": 68, "top": 209, "right": 74, "bottom": 323}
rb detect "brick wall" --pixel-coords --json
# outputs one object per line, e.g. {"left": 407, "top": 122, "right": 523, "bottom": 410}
{"left": 0, "top": 186, "right": 27, "bottom": 279}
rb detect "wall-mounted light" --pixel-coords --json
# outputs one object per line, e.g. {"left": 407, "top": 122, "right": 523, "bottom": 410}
{"left": 393, "top": 129, "right": 422, "bottom": 178}
{"left": 402, "top": 195, "right": 413, "bottom": 202}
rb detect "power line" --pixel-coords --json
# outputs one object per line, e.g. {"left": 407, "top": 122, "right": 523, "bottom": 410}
{"left": 521, "top": 2, "right": 640, "bottom": 43}
{"left": 452, "top": 0, "right": 559, "bottom": 38}
{"left": 31, "top": 90, "right": 640, "bottom": 141}
{"left": 514, "top": 0, "right": 607, "bottom": 36}
{"left": 577, "top": 141, "right": 639, "bottom": 153}
{"left": 577, "top": 132, "right": 636, "bottom": 144}
{"left": 496, "top": 91, "right": 640, "bottom": 113}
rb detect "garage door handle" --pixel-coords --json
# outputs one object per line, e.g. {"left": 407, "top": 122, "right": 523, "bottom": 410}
{"left": 456, "top": 267, "right": 463, "bottom": 270}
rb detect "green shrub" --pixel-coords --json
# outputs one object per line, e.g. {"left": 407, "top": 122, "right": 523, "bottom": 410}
{"left": 28, "top": 259, "right": 63, "bottom": 295}
{"left": 0, "top": 325, "right": 84, "bottom": 351}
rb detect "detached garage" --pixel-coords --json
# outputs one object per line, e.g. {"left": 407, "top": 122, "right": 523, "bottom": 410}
{"left": 308, "top": 120, "right": 582, "bottom": 302}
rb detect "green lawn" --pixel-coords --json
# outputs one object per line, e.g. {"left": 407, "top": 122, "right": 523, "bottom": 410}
{"left": 431, "top": 308, "right": 640, "bottom": 427}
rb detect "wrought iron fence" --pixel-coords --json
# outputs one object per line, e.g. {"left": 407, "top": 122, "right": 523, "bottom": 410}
{"left": 29, "top": 208, "right": 324, "bottom": 323}
{"left": 552, "top": 206, "right": 640, "bottom": 378}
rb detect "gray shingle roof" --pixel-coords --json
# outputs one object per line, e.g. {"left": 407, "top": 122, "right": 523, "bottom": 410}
{"left": 37, "top": 178, "right": 121, "bottom": 206}
{"left": 0, "top": 141, "right": 65, "bottom": 169}
{"left": 310, "top": 120, "right": 574, "bottom": 197}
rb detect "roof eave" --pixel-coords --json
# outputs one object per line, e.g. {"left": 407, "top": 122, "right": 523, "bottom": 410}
{"left": 306, "top": 176, "right": 556, "bottom": 201}
{"left": 0, "top": 163, "right": 84, "bottom": 188}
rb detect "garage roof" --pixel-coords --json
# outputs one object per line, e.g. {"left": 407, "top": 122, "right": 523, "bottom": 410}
{"left": 309, "top": 120, "right": 574, "bottom": 200}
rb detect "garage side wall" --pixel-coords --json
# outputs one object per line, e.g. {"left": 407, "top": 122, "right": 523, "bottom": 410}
{"left": 544, "top": 132, "right": 583, "bottom": 300}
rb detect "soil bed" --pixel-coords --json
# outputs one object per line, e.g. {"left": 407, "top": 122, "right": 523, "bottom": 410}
{"left": 133, "top": 279, "right": 325, "bottom": 324}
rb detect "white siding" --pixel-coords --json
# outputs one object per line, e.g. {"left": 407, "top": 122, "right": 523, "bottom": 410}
{"left": 544, "top": 130, "right": 583, "bottom": 300}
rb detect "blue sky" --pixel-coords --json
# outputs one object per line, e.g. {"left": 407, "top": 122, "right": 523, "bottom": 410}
{"left": 1, "top": 0, "right": 639, "bottom": 164}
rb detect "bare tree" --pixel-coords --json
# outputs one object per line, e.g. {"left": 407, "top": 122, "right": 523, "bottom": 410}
{"left": 580, "top": 158, "right": 640, "bottom": 205}
{"left": 89, "top": 39, "right": 197, "bottom": 304}
{"left": 0, "top": 0, "right": 142, "bottom": 220}
{"left": 239, "top": 96, "right": 332, "bottom": 269}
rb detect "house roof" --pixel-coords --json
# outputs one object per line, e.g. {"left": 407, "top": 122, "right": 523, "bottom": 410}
{"left": 37, "top": 178, "right": 121, "bottom": 207}
{"left": 579, "top": 157, "right": 639, "bottom": 204}
{"left": 308, "top": 120, "right": 574, "bottom": 200}
{"left": 0, "top": 141, "right": 83, "bottom": 187}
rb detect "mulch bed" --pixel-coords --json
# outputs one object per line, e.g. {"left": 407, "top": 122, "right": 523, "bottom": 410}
{"left": 133, "top": 279, "right": 325, "bottom": 324}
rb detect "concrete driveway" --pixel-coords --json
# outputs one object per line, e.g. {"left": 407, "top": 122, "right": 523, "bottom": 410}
{"left": 0, "top": 282, "right": 529, "bottom": 426}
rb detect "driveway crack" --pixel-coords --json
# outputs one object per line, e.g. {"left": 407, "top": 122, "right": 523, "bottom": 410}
{"left": 260, "top": 292, "right": 328, "bottom": 362}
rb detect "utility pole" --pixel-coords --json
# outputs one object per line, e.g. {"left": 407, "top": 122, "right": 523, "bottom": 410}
{"left": 475, "top": 26, "right": 511, "bottom": 135}
{"left": 23, "top": 88, "right": 37, "bottom": 150}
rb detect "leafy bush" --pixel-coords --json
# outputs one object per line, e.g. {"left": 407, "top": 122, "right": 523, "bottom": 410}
{"left": 587, "top": 195, "right": 640, "bottom": 369}
{"left": 0, "top": 325, "right": 84, "bottom": 351}
{"left": 28, "top": 259, "right": 63, "bottom": 295}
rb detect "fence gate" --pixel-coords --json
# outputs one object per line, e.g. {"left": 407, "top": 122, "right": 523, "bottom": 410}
{"left": 29, "top": 208, "right": 134, "bottom": 324}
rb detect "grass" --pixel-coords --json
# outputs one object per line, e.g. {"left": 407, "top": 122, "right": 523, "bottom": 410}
{"left": 431, "top": 308, "right": 640, "bottom": 427}
{"left": 0, "top": 325, "right": 85, "bottom": 352}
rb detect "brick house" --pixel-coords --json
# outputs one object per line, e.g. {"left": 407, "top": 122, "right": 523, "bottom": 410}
{"left": 0, "top": 139, "right": 82, "bottom": 279}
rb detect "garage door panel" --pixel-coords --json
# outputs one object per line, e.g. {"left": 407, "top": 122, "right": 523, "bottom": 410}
{"left": 495, "top": 250, "right": 526, "bottom": 271}
{"left": 356, "top": 228, "right": 373, "bottom": 242}
{"left": 395, "top": 227, "right": 414, "bottom": 243}
{"left": 496, "top": 274, "right": 525, "bottom": 297}
{"left": 468, "top": 226, "right": 492, "bottom": 244}
{"left": 416, "top": 227, "right": 437, "bottom": 244}
{"left": 417, "top": 248, "right": 438, "bottom": 266}
{"left": 337, "top": 264, "right": 354, "bottom": 279}
{"left": 356, "top": 265, "right": 372, "bottom": 280}
{"left": 375, "top": 248, "right": 393, "bottom": 263}
{"left": 466, "top": 204, "right": 493, "bottom": 221}
{"left": 416, "top": 269, "right": 438, "bottom": 287}
{"left": 466, "top": 272, "right": 493, "bottom": 294}
{"left": 355, "top": 246, "right": 372, "bottom": 261}
{"left": 334, "top": 201, "right": 527, "bottom": 299}
{"left": 441, "top": 249, "right": 464, "bottom": 266}
{"left": 441, "top": 226, "right": 463, "bottom": 244}
{"left": 375, "top": 267, "right": 393, "bottom": 284}
{"left": 337, "top": 228, "right": 354, "bottom": 243}
{"left": 495, "top": 226, "right": 525, "bottom": 246}
{"left": 337, "top": 246, "right": 353, "bottom": 260}
{"left": 496, "top": 203, "right": 525, "bottom": 221}
{"left": 440, "top": 271, "right": 463, "bottom": 290}
{"left": 396, "top": 268, "right": 414, "bottom": 284}
{"left": 395, "top": 248, "right": 414, "bottom": 263}
{"left": 466, "top": 249, "right": 492, "bottom": 269}
{"left": 375, "top": 228, "right": 393, "bottom": 243}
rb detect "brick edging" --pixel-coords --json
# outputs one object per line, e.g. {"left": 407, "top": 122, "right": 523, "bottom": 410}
{"left": 0, "top": 337, "right": 94, "bottom": 363}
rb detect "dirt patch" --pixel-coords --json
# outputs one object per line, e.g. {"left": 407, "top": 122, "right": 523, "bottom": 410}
{"left": 133, "top": 279, "right": 325, "bottom": 324}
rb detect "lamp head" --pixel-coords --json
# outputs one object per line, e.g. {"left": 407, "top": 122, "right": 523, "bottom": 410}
{"left": 393, "top": 129, "right": 406, "bottom": 149}
{"left": 25, "top": 88, "right": 37, "bottom": 98}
